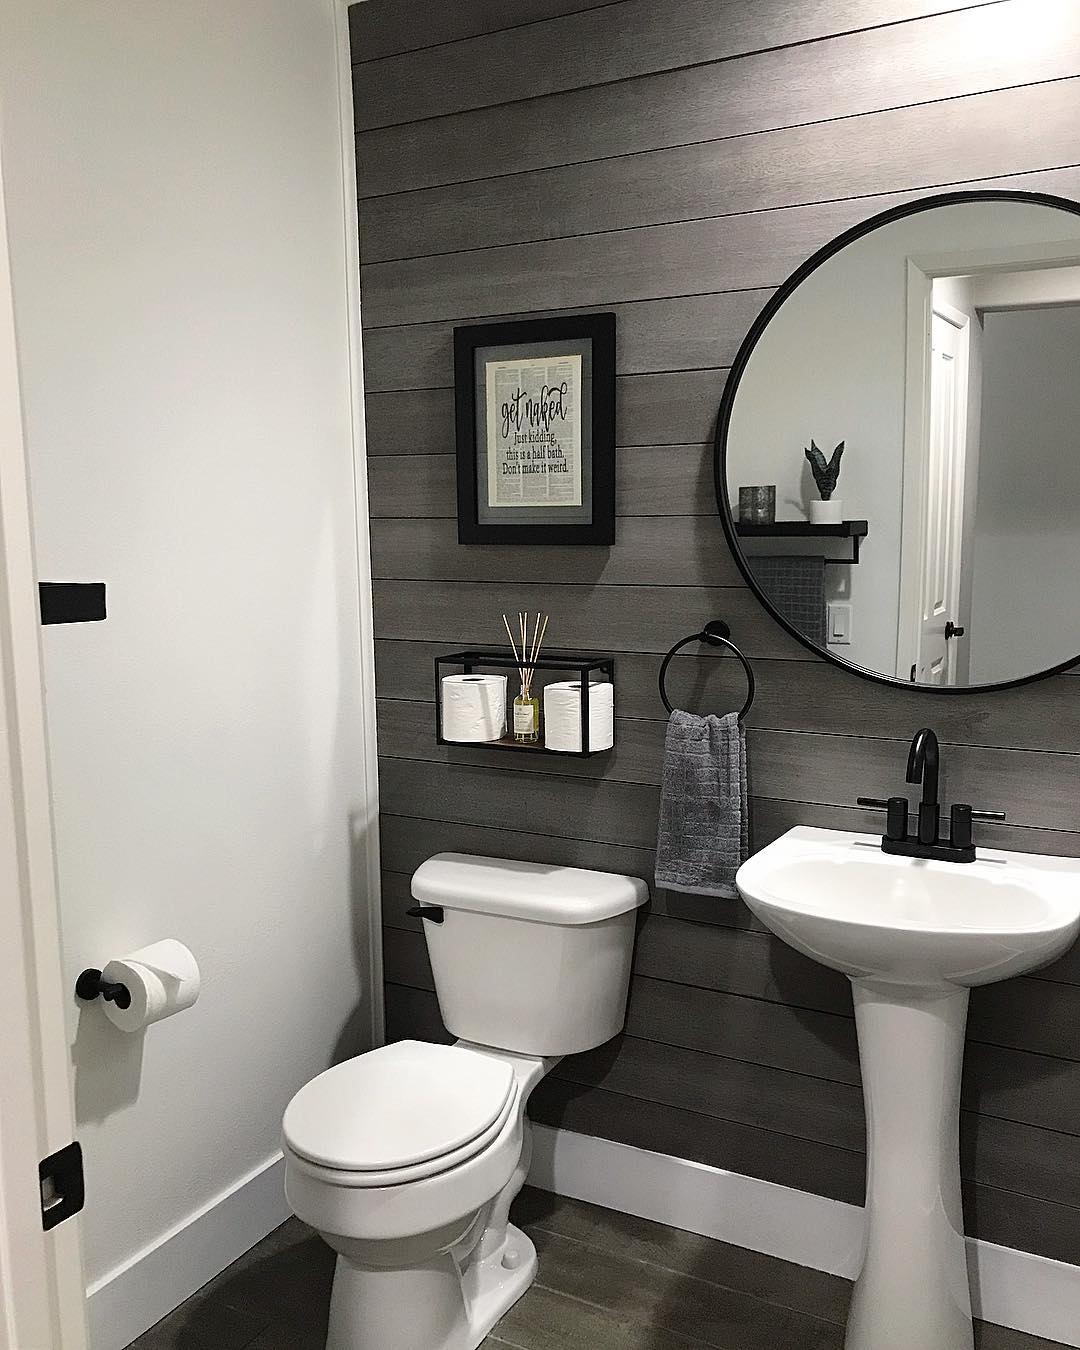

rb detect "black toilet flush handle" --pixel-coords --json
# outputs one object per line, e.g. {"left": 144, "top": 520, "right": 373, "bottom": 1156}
{"left": 405, "top": 905, "right": 445, "bottom": 924}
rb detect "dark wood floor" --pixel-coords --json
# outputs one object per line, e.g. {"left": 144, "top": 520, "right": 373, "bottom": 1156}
{"left": 127, "top": 1188, "right": 1067, "bottom": 1349}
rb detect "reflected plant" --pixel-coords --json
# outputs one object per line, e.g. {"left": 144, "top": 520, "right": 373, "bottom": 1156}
{"left": 804, "top": 440, "right": 845, "bottom": 500}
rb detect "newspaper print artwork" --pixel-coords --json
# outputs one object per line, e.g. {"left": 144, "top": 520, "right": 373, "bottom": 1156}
{"left": 485, "top": 353, "right": 582, "bottom": 509}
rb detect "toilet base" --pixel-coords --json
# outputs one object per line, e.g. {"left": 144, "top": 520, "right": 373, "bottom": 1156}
{"left": 324, "top": 1223, "right": 537, "bottom": 1350}
{"left": 463, "top": 1223, "right": 537, "bottom": 1348}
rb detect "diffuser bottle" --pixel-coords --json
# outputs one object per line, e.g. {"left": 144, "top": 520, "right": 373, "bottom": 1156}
{"left": 513, "top": 687, "right": 540, "bottom": 742}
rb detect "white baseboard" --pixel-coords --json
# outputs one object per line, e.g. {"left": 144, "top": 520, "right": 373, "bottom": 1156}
{"left": 529, "top": 1125, "right": 1080, "bottom": 1348}
{"left": 85, "top": 1151, "right": 290, "bottom": 1350}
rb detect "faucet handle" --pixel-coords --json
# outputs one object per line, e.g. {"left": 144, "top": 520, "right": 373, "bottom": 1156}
{"left": 857, "top": 796, "right": 909, "bottom": 842}
{"left": 950, "top": 804, "right": 1006, "bottom": 851}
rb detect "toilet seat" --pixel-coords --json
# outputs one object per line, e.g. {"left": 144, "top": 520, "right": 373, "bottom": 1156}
{"left": 283, "top": 1040, "right": 517, "bottom": 1187}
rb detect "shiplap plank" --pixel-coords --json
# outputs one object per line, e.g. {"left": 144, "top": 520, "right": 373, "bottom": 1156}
{"left": 559, "top": 1032, "right": 867, "bottom": 1154}
{"left": 367, "top": 444, "right": 713, "bottom": 518}
{"left": 378, "top": 700, "right": 666, "bottom": 786}
{"left": 748, "top": 733, "right": 1080, "bottom": 833}
{"left": 360, "top": 195, "right": 877, "bottom": 327}
{"left": 361, "top": 293, "right": 769, "bottom": 391}
{"left": 377, "top": 698, "right": 1080, "bottom": 833}
{"left": 380, "top": 810, "right": 656, "bottom": 881}
{"left": 349, "top": 0, "right": 613, "bottom": 63}
{"left": 530, "top": 1074, "right": 866, "bottom": 1206}
{"left": 362, "top": 80, "right": 1080, "bottom": 260}
{"left": 379, "top": 759, "right": 1080, "bottom": 875}
{"left": 379, "top": 753, "right": 660, "bottom": 848}
{"left": 360, "top": 167, "right": 1080, "bottom": 325}
{"left": 957, "top": 1184, "right": 1080, "bottom": 1267}
{"left": 369, "top": 516, "right": 740, "bottom": 586}
{"left": 373, "top": 580, "right": 807, "bottom": 659}
{"left": 356, "top": 0, "right": 1080, "bottom": 196}
{"left": 749, "top": 796, "right": 1080, "bottom": 870}
{"left": 624, "top": 973, "right": 1080, "bottom": 1140}
{"left": 364, "top": 370, "right": 726, "bottom": 455}
{"left": 374, "top": 639, "right": 1080, "bottom": 753}
{"left": 635, "top": 912, "right": 1080, "bottom": 1060}
{"left": 352, "top": 0, "right": 1003, "bottom": 129}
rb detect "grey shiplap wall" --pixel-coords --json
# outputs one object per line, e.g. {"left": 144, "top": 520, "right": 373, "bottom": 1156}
{"left": 350, "top": 0, "right": 1080, "bottom": 1263}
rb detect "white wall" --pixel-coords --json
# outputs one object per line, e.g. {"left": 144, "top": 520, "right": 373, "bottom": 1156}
{"left": 970, "top": 304, "right": 1080, "bottom": 683}
{"left": 0, "top": 0, "right": 376, "bottom": 1340}
{"left": 727, "top": 201, "right": 1080, "bottom": 678}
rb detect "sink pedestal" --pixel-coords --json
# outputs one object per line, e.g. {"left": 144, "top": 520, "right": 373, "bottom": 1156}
{"left": 846, "top": 980, "right": 973, "bottom": 1350}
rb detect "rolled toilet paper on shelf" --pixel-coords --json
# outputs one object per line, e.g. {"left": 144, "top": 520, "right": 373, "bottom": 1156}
{"left": 100, "top": 939, "right": 201, "bottom": 1033}
{"left": 441, "top": 673, "right": 507, "bottom": 742}
{"left": 544, "top": 680, "right": 614, "bottom": 753}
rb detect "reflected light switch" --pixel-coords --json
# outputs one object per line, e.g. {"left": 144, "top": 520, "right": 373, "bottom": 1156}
{"left": 828, "top": 602, "right": 852, "bottom": 645}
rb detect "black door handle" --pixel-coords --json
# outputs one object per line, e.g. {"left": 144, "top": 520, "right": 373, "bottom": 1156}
{"left": 944, "top": 621, "right": 965, "bottom": 640}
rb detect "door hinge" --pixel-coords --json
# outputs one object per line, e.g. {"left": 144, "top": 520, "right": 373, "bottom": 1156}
{"left": 39, "top": 1141, "right": 84, "bottom": 1231}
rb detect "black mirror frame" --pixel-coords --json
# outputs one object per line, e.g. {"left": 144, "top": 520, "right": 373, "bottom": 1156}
{"left": 713, "top": 187, "right": 1080, "bottom": 695}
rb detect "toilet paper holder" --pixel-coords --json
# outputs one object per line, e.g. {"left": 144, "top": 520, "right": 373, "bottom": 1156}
{"left": 75, "top": 968, "right": 132, "bottom": 1010}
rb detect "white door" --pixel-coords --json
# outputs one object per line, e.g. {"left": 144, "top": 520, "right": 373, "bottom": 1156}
{"left": 913, "top": 310, "right": 968, "bottom": 685}
{"left": 0, "top": 124, "right": 89, "bottom": 1350}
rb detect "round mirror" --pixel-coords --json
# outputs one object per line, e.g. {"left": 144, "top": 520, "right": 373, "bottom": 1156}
{"left": 716, "top": 190, "right": 1080, "bottom": 691}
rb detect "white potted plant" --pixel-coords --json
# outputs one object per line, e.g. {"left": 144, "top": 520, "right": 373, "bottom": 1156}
{"left": 805, "top": 440, "right": 845, "bottom": 524}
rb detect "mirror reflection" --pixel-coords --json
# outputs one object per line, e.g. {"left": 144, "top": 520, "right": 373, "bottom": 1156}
{"left": 721, "top": 194, "right": 1080, "bottom": 688}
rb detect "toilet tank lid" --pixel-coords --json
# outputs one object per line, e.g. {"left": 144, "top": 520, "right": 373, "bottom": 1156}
{"left": 411, "top": 853, "right": 649, "bottom": 925}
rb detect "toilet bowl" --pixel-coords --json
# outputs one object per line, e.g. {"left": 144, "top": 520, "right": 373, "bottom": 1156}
{"left": 282, "top": 852, "right": 648, "bottom": 1350}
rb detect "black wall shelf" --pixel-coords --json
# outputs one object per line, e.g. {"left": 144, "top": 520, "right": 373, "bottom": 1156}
{"left": 435, "top": 649, "right": 615, "bottom": 757}
{"left": 736, "top": 519, "right": 868, "bottom": 564}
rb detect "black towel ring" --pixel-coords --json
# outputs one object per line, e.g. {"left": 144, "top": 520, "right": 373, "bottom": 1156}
{"left": 658, "top": 621, "right": 756, "bottom": 721}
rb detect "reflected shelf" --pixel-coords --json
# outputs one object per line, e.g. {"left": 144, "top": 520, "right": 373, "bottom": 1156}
{"left": 735, "top": 519, "right": 868, "bottom": 564}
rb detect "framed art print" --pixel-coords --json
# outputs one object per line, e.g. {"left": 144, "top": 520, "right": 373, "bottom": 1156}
{"left": 454, "top": 313, "right": 616, "bottom": 545}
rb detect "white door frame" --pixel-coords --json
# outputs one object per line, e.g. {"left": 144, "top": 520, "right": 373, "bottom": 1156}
{"left": 897, "top": 241, "right": 1080, "bottom": 681}
{"left": 0, "top": 118, "right": 89, "bottom": 1350}
{"left": 332, "top": 0, "right": 384, "bottom": 1050}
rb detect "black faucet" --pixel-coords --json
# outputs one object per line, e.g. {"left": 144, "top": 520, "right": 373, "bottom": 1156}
{"left": 858, "top": 727, "right": 1005, "bottom": 863}
{"left": 907, "top": 727, "right": 940, "bottom": 846}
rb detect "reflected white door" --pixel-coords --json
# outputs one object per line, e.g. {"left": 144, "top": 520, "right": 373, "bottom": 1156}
{"left": 914, "top": 311, "right": 968, "bottom": 685}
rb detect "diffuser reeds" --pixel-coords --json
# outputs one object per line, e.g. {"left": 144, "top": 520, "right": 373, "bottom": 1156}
{"left": 503, "top": 611, "right": 548, "bottom": 699}
{"left": 503, "top": 611, "right": 549, "bottom": 741}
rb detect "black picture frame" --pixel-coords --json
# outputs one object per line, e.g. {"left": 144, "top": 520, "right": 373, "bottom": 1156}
{"left": 713, "top": 187, "right": 1080, "bottom": 696}
{"left": 454, "top": 313, "right": 616, "bottom": 545}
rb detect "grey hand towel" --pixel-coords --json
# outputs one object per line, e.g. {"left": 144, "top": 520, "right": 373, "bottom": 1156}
{"left": 654, "top": 709, "right": 748, "bottom": 898}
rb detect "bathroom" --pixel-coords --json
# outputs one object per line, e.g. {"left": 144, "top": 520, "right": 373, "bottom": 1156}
{"left": 1, "top": 1, "right": 1079, "bottom": 1348}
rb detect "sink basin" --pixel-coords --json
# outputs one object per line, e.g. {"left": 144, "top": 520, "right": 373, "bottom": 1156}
{"left": 737, "top": 826, "right": 1080, "bottom": 988}
{"left": 736, "top": 826, "right": 1080, "bottom": 1350}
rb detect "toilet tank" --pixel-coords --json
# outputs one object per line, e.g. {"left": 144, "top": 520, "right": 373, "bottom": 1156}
{"left": 409, "top": 853, "right": 649, "bottom": 1056}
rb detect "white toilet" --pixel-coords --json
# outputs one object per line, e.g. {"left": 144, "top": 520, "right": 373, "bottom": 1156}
{"left": 282, "top": 852, "right": 649, "bottom": 1350}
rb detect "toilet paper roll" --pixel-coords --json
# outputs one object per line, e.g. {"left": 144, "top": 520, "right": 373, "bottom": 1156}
{"left": 544, "top": 680, "right": 614, "bottom": 753}
{"left": 441, "top": 673, "right": 507, "bottom": 742}
{"left": 100, "top": 939, "right": 201, "bottom": 1033}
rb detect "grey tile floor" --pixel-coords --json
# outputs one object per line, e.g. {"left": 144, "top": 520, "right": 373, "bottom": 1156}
{"left": 127, "top": 1187, "right": 1068, "bottom": 1350}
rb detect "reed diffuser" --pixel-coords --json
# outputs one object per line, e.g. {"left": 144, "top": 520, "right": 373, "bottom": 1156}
{"left": 503, "top": 611, "right": 548, "bottom": 742}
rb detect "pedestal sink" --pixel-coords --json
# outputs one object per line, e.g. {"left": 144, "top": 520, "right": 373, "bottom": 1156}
{"left": 736, "top": 826, "right": 1080, "bottom": 1350}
